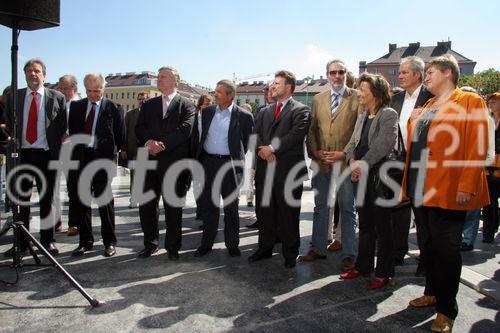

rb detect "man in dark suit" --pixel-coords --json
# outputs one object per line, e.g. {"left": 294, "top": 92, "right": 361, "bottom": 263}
{"left": 135, "top": 66, "right": 196, "bottom": 260}
{"left": 390, "top": 56, "right": 433, "bottom": 275}
{"left": 246, "top": 83, "right": 275, "bottom": 229}
{"left": 193, "top": 80, "right": 254, "bottom": 257}
{"left": 68, "top": 73, "right": 125, "bottom": 258}
{"left": 120, "top": 91, "right": 148, "bottom": 208}
{"left": 248, "top": 70, "right": 310, "bottom": 268}
{"left": 3, "top": 59, "right": 67, "bottom": 256}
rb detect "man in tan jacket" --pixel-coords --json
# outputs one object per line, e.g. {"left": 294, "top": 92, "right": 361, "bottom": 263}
{"left": 299, "top": 59, "right": 362, "bottom": 272}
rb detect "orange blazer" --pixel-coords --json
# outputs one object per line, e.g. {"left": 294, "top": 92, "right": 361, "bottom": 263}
{"left": 401, "top": 88, "right": 490, "bottom": 210}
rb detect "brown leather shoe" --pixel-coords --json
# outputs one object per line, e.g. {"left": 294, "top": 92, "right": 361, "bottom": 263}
{"left": 431, "top": 313, "right": 454, "bottom": 332}
{"left": 409, "top": 295, "right": 437, "bottom": 308}
{"left": 341, "top": 257, "right": 354, "bottom": 272}
{"left": 298, "top": 250, "right": 326, "bottom": 262}
{"left": 327, "top": 240, "right": 342, "bottom": 252}
{"left": 67, "top": 227, "right": 78, "bottom": 236}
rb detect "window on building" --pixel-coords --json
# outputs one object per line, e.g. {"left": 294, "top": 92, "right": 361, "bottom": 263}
{"left": 388, "top": 68, "right": 397, "bottom": 76}
{"left": 127, "top": 92, "right": 130, "bottom": 99}
{"left": 132, "top": 92, "right": 135, "bottom": 99}
{"left": 255, "top": 99, "right": 260, "bottom": 105}
{"left": 155, "top": 92, "right": 158, "bottom": 97}
{"left": 245, "top": 99, "right": 250, "bottom": 104}
{"left": 236, "top": 99, "right": 241, "bottom": 105}
{"left": 116, "top": 93, "right": 119, "bottom": 99}
{"left": 372, "top": 68, "right": 380, "bottom": 74}
{"left": 121, "top": 92, "right": 125, "bottom": 99}
{"left": 390, "top": 81, "right": 397, "bottom": 88}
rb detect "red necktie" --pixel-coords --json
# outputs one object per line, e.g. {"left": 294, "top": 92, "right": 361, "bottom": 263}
{"left": 84, "top": 102, "right": 96, "bottom": 134}
{"left": 26, "top": 92, "right": 38, "bottom": 144}
{"left": 274, "top": 102, "right": 283, "bottom": 120}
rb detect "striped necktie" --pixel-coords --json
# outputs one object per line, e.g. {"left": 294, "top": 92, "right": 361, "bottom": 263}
{"left": 331, "top": 92, "right": 340, "bottom": 116}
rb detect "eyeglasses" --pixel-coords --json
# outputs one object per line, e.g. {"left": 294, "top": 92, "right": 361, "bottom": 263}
{"left": 328, "top": 70, "right": 346, "bottom": 76}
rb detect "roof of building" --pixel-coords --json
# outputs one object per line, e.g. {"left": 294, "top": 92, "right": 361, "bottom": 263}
{"left": 236, "top": 79, "right": 331, "bottom": 94}
{"left": 367, "top": 41, "right": 475, "bottom": 65}
{"left": 103, "top": 71, "right": 211, "bottom": 96}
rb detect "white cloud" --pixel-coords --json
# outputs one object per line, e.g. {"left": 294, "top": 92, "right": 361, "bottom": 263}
{"left": 305, "top": 44, "right": 333, "bottom": 64}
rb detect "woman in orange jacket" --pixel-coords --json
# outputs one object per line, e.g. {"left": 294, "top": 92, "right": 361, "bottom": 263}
{"left": 401, "top": 54, "right": 490, "bottom": 333}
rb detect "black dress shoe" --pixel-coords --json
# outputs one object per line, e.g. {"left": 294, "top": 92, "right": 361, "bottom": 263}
{"left": 284, "top": 260, "right": 296, "bottom": 268}
{"left": 246, "top": 221, "right": 259, "bottom": 229}
{"left": 168, "top": 250, "right": 179, "bottom": 260}
{"left": 43, "top": 243, "right": 59, "bottom": 256}
{"left": 228, "top": 247, "right": 241, "bottom": 257}
{"left": 460, "top": 242, "right": 473, "bottom": 251}
{"left": 4, "top": 246, "right": 26, "bottom": 258}
{"left": 72, "top": 244, "right": 93, "bottom": 256}
{"left": 138, "top": 247, "right": 158, "bottom": 258}
{"left": 415, "top": 262, "right": 426, "bottom": 277}
{"left": 104, "top": 245, "right": 116, "bottom": 257}
{"left": 194, "top": 246, "right": 212, "bottom": 257}
{"left": 394, "top": 258, "right": 405, "bottom": 266}
{"left": 248, "top": 251, "right": 272, "bottom": 263}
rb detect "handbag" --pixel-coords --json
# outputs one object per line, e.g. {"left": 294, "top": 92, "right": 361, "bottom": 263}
{"left": 371, "top": 125, "right": 410, "bottom": 208}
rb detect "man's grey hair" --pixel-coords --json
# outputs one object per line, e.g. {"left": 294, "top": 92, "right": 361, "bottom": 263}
{"left": 400, "top": 56, "right": 425, "bottom": 82}
{"left": 217, "top": 79, "right": 236, "bottom": 94}
{"left": 83, "top": 73, "right": 106, "bottom": 88}
{"left": 325, "top": 59, "right": 346, "bottom": 72}
{"left": 58, "top": 74, "right": 78, "bottom": 88}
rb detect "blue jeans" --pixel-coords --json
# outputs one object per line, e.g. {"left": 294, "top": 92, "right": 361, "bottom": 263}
{"left": 311, "top": 172, "right": 357, "bottom": 258}
{"left": 462, "top": 209, "right": 481, "bottom": 246}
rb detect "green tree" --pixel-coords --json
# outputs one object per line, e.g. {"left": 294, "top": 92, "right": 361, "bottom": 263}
{"left": 459, "top": 68, "right": 500, "bottom": 96}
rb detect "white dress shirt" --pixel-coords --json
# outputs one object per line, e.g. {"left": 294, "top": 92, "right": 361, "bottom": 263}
{"left": 22, "top": 86, "right": 48, "bottom": 150}
{"left": 399, "top": 85, "right": 423, "bottom": 149}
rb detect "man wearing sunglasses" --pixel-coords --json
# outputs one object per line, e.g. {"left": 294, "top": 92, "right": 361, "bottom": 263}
{"left": 300, "top": 59, "right": 362, "bottom": 273}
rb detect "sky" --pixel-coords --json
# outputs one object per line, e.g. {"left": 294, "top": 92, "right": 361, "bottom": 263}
{"left": 0, "top": 0, "right": 498, "bottom": 95}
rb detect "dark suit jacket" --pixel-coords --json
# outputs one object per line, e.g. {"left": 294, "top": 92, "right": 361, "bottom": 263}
{"left": 135, "top": 93, "right": 196, "bottom": 164}
{"left": 390, "top": 85, "right": 433, "bottom": 116}
{"left": 254, "top": 98, "right": 310, "bottom": 183}
{"left": 122, "top": 108, "right": 140, "bottom": 157}
{"left": 68, "top": 98, "right": 125, "bottom": 160}
{"left": 197, "top": 104, "right": 254, "bottom": 178}
{"left": 3, "top": 87, "right": 67, "bottom": 159}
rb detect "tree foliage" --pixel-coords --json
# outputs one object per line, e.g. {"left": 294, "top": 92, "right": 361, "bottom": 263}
{"left": 459, "top": 68, "right": 500, "bottom": 96}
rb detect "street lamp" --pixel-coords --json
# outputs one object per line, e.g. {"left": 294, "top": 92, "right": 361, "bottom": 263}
{"left": 304, "top": 76, "right": 312, "bottom": 107}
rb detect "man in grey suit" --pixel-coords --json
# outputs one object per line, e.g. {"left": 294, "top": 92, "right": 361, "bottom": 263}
{"left": 248, "top": 70, "right": 310, "bottom": 268}
{"left": 299, "top": 59, "right": 362, "bottom": 273}
{"left": 3, "top": 59, "right": 67, "bottom": 256}
{"left": 390, "top": 56, "right": 432, "bottom": 276}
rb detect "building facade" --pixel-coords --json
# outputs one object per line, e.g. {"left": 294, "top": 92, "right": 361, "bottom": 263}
{"left": 104, "top": 71, "right": 210, "bottom": 111}
{"left": 359, "top": 41, "right": 476, "bottom": 88}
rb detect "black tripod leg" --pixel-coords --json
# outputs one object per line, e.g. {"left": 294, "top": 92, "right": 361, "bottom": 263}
{"left": 15, "top": 222, "right": 103, "bottom": 307}
{"left": 26, "top": 240, "right": 41, "bottom": 264}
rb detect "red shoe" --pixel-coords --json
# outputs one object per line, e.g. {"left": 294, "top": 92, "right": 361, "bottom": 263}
{"left": 339, "top": 270, "right": 362, "bottom": 280}
{"left": 367, "top": 277, "right": 390, "bottom": 290}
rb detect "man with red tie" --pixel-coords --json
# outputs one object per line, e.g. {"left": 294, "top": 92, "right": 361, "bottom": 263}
{"left": 3, "top": 59, "right": 67, "bottom": 256}
{"left": 68, "top": 73, "right": 125, "bottom": 258}
{"left": 248, "top": 70, "right": 310, "bottom": 268}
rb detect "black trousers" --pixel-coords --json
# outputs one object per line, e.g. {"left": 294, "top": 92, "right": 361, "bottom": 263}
{"left": 391, "top": 205, "right": 412, "bottom": 261}
{"left": 482, "top": 176, "right": 499, "bottom": 241}
{"left": 71, "top": 149, "right": 116, "bottom": 247}
{"left": 139, "top": 159, "right": 189, "bottom": 252}
{"left": 413, "top": 206, "right": 466, "bottom": 320}
{"left": 199, "top": 155, "right": 240, "bottom": 249}
{"left": 11, "top": 149, "right": 57, "bottom": 248}
{"left": 257, "top": 180, "right": 303, "bottom": 262}
{"left": 355, "top": 180, "right": 394, "bottom": 278}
